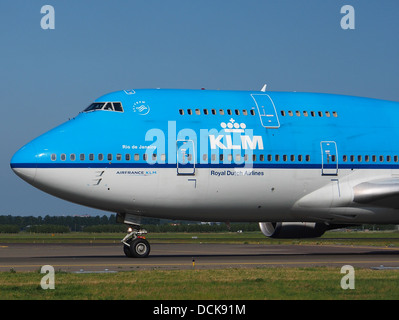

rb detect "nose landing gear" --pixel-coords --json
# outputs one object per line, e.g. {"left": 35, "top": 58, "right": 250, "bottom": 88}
{"left": 121, "top": 227, "right": 151, "bottom": 258}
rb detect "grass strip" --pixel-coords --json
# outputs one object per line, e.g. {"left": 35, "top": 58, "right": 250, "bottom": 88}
{"left": 0, "top": 267, "right": 398, "bottom": 300}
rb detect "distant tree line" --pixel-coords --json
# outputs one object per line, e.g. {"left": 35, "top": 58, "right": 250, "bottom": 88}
{"left": 0, "top": 214, "right": 397, "bottom": 234}
{"left": 0, "top": 214, "right": 260, "bottom": 233}
{"left": 0, "top": 214, "right": 118, "bottom": 233}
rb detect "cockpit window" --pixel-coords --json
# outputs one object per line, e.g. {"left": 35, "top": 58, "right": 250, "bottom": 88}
{"left": 113, "top": 102, "right": 123, "bottom": 112}
{"left": 84, "top": 102, "right": 105, "bottom": 112}
{"left": 103, "top": 102, "right": 113, "bottom": 110}
{"left": 83, "top": 102, "right": 124, "bottom": 113}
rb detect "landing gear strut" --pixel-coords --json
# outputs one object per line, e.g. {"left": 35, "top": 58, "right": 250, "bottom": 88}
{"left": 121, "top": 226, "right": 151, "bottom": 258}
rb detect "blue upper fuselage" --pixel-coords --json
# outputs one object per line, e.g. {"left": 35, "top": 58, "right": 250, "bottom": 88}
{"left": 10, "top": 88, "right": 399, "bottom": 171}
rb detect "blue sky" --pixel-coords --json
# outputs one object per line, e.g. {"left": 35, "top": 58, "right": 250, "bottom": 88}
{"left": 1, "top": 1, "right": 399, "bottom": 216}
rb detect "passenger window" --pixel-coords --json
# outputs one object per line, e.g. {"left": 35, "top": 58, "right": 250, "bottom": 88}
{"left": 203, "top": 109, "right": 208, "bottom": 115}
{"left": 70, "top": 154, "right": 76, "bottom": 161}
{"left": 195, "top": 109, "right": 200, "bottom": 115}
{"left": 211, "top": 109, "right": 216, "bottom": 115}
{"left": 116, "top": 154, "right": 122, "bottom": 161}
{"left": 298, "top": 155, "right": 303, "bottom": 162}
{"left": 291, "top": 155, "right": 295, "bottom": 161}
{"left": 318, "top": 111, "right": 323, "bottom": 117}
{"left": 343, "top": 155, "right": 347, "bottom": 162}
{"left": 260, "top": 154, "right": 264, "bottom": 161}
{"left": 242, "top": 110, "right": 248, "bottom": 116}
{"left": 365, "top": 155, "right": 369, "bottom": 162}
{"left": 125, "top": 154, "right": 131, "bottom": 161}
{"left": 325, "top": 111, "right": 331, "bottom": 117}
{"left": 227, "top": 109, "right": 232, "bottom": 115}
{"left": 227, "top": 154, "right": 232, "bottom": 162}
{"left": 80, "top": 154, "right": 85, "bottom": 161}
{"left": 152, "top": 154, "right": 157, "bottom": 161}
{"left": 357, "top": 155, "right": 362, "bottom": 162}
{"left": 89, "top": 154, "right": 94, "bottom": 161}
{"left": 134, "top": 154, "right": 139, "bottom": 161}
{"left": 107, "top": 154, "right": 112, "bottom": 161}
{"left": 306, "top": 155, "right": 310, "bottom": 162}
{"left": 161, "top": 154, "right": 166, "bottom": 161}
{"left": 98, "top": 154, "right": 104, "bottom": 161}
{"left": 143, "top": 154, "right": 147, "bottom": 161}
{"left": 288, "top": 111, "right": 293, "bottom": 116}
{"left": 387, "top": 155, "right": 391, "bottom": 162}
{"left": 51, "top": 154, "right": 56, "bottom": 161}
{"left": 303, "top": 111, "right": 308, "bottom": 117}
{"left": 235, "top": 154, "right": 241, "bottom": 162}
{"left": 281, "top": 111, "right": 286, "bottom": 116}
{"left": 283, "top": 155, "right": 287, "bottom": 162}
{"left": 250, "top": 109, "right": 255, "bottom": 116}
{"left": 235, "top": 109, "right": 240, "bottom": 115}
{"left": 61, "top": 154, "right": 66, "bottom": 161}
{"left": 179, "top": 109, "right": 184, "bottom": 115}
{"left": 275, "top": 155, "right": 280, "bottom": 162}
{"left": 267, "top": 154, "right": 272, "bottom": 162}
{"left": 380, "top": 155, "right": 384, "bottom": 162}
{"left": 187, "top": 109, "right": 192, "bottom": 115}
{"left": 219, "top": 109, "right": 225, "bottom": 115}
{"left": 333, "top": 112, "right": 338, "bottom": 117}
{"left": 310, "top": 111, "right": 315, "bottom": 117}
{"left": 295, "top": 111, "right": 300, "bottom": 117}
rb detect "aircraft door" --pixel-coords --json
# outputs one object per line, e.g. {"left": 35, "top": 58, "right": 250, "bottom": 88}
{"left": 251, "top": 94, "right": 280, "bottom": 128}
{"left": 177, "top": 140, "right": 196, "bottom": 175}
{"left": 321, "top": 141, "right": 338, "bottom": 176}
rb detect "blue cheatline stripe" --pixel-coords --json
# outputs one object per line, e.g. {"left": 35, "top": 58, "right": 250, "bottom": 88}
{"left": 10, "top": 162, "right": 399, "bottom": 170}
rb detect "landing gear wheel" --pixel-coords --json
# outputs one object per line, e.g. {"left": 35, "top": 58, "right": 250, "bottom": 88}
{"left": 130, "top": 238, "right": 150, "bottom": 258}
{"left": 121, "top": 226, "right": 150, "bottom": 258}
{"left": 123, "top": 242, "right": 132, "bottom": 257}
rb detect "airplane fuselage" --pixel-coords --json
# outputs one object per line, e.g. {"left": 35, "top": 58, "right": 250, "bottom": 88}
{"left": 11, "top": 89, "right": 399, "bottom": 226}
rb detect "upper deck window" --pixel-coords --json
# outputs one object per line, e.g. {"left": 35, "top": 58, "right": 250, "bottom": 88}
{"left": 84, "top": 102, "right": 124, "bottom": 113}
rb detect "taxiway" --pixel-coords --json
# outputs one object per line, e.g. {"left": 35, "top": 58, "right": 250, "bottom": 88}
{"left": 0, "top": 243, "right": 398, "bottom": 272}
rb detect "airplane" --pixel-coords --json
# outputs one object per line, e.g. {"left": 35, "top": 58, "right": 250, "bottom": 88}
{"left": 10, "top": 87, "right": 399, "bottom": 258}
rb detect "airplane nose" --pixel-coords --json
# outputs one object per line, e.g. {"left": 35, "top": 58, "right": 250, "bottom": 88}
{"left": 10, "top": 141, "right": 38, "bottom": 185}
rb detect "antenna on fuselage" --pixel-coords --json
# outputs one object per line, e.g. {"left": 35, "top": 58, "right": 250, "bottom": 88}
{"left": 260, "top": 84, "right": 267, "bottom": 92}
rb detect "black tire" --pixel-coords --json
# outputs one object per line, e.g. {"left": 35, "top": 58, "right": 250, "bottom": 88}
{"left": 123, "top": 243, "right": 132, "bottom": 257}
{"left": 129, "top": 238, "right": 150, "bottom": 258}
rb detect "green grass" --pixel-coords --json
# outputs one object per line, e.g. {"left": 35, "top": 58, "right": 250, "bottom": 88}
{"left": 0, "top": 267, "right": 398, "bottom": 300}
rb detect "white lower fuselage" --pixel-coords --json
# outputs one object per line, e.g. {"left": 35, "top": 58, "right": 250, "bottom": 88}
{"left": 14, "top": 166, "right": 399, "bottom": 224}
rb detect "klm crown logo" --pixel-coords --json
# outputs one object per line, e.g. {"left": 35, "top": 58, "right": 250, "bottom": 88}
{"left": 221, "top": 118, "right": 246, "bottom": 133}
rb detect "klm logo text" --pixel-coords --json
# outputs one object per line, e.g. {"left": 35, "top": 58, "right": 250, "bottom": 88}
{"left": 209, "top": 135, "right": 264, "bottom": 150}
